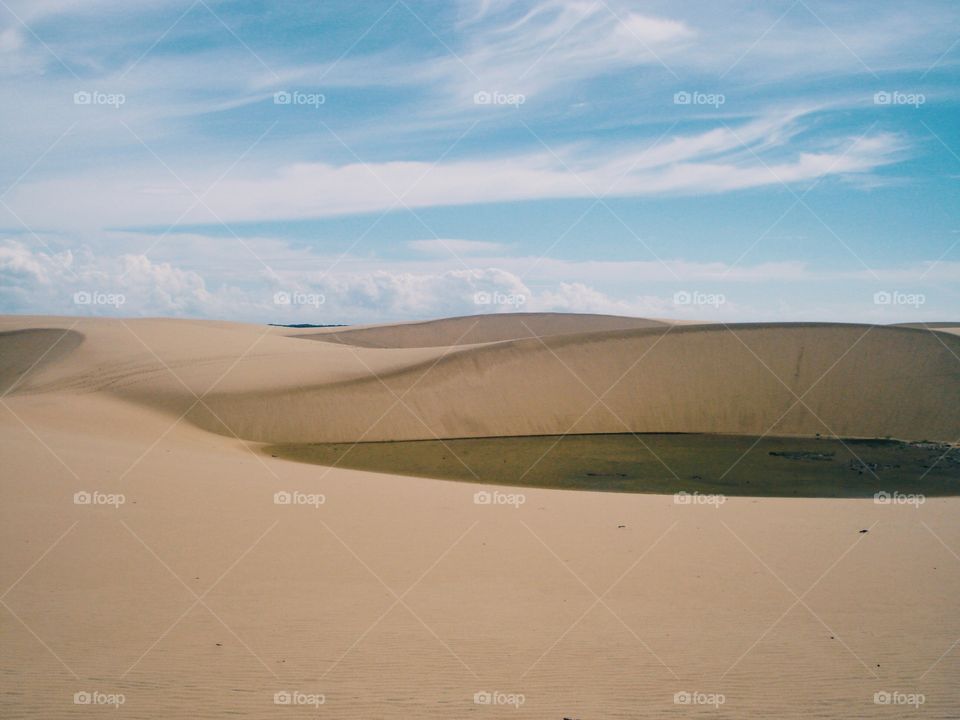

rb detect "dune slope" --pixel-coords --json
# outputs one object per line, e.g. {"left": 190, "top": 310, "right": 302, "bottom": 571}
{"left": 2, "top": 316, "right": 957, "bottom": 445}
{"left": 198, "top": 322, "right": 960, "bottom": 444}
{"left": 0, "top": 328, "right": 84, "bottom": 395}
{"left": 294, "top": 312, "right": 671, "bottom": 348}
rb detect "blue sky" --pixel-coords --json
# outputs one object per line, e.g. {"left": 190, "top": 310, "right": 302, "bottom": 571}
{"left": 0, "top": 0, "right": 958, "bottom": 323}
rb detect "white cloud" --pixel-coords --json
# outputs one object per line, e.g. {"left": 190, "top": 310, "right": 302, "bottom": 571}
{"left": 272, "top": 0, "right": 958, "bottom": 108}
{"left": 0, "top": 27, "right": 24, "bottom": 53}
{"left": 3, "top": 236, "right": 957, "bottom": 324}
{"left": 0, "top": 239, "right": 216, "bottom": 316}
{"left": 615, "top": 13, "right": 696, "bottom": 45}
{"left": 0, "top": 1, "right": 955, "bottom": 323}
{"left": 408, "top": 238, "right": 505, "bottom": 255}
{"left": 532, "top": 282, "right": 669, "bottom": 316}
{"left": 1, "top": 111, "right": 905, "bottom": 230}
{"left": 449, "top": 1, "right": 697, "bottom": 98}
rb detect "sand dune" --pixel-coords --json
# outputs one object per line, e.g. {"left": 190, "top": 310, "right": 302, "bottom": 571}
{"left": 2, "top": 313, "right": 959, "bottom": 718}
{"left": 0, "top": 328, "right": 84, "bottom": 395}
{"left": 296, "top": 311, "right": 672, "bottom": 347}
{"left": 2, "top": 316, "right": 958, "bottom": 445}
{"left": 199, "top": 323, "right": 960, "bottom": 444}
{"left": 895, "top": 321, "right": 960, "bottom": 336}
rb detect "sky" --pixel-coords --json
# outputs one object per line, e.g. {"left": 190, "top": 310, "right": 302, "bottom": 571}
{"left": 0, "top": 0, "right": 958, "bottom": 324}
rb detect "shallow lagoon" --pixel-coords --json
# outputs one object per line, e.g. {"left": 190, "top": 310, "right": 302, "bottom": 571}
{"left": 266, "top": 433, "right": 960, "bottom": 498}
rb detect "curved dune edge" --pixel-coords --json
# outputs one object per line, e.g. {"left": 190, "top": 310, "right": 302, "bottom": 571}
{"left": 894, "top": 322, "right": 960, "bottom": 337}
{"left": 293, "top": 312, "right": 673, "bottom": 348}
{"left": 192, "top": 322, "right": 960, "bottom": 444}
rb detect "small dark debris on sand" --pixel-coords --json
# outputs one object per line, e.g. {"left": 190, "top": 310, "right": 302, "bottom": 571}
{"left": 909, "top": 441, "right": 951, "bottom": 450}
{"left": 769, "top": 450, "right": 835, "bottom": 461}
{"left": 847, "top": 459, "right": 900, "bottom": 473}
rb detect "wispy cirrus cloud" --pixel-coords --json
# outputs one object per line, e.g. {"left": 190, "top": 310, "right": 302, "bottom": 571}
{"left": 1, "top": 108, "right": 904, "bottom": 230}
{"left": 0, "top": 0, "right": 957, "bottom": 322}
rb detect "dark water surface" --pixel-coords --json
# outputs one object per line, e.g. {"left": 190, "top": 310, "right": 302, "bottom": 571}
{"left": 265, "top": 433, "right": 960, "bottom": 497}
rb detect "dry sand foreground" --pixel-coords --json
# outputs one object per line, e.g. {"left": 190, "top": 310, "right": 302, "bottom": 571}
{"left": 1, "top": 312, "right": 959, "bottom": 718}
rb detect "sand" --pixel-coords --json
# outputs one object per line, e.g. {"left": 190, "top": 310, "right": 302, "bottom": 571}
{"left": 1, "top": 312, "right": 959, "bottom": 718}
